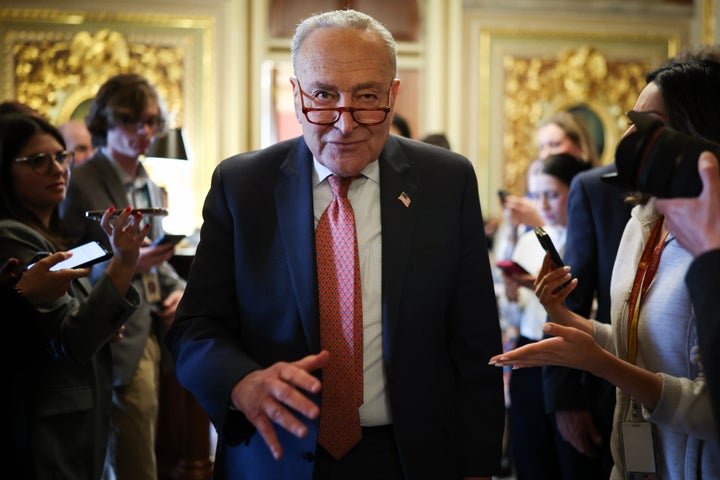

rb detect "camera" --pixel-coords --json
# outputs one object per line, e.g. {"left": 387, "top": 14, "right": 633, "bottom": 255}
{"left": 603, "top": 110, "right": 720, "bottom": 198}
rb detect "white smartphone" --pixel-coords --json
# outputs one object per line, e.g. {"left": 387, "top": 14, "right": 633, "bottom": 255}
{"left": 28, "top": 241, "right": 113, "bottom": 271}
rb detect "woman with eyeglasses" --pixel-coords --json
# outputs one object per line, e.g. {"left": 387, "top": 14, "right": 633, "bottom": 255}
{"left": 0, "top": 113, "right": 150, "bottom": 480}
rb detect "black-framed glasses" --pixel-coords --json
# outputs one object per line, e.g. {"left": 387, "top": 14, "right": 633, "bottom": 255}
{"left": 119, "top": 115, "right": 161, "bottom": 131}
{"left": 297, "top": 80, "right": 392, "bottom": 126}
{"left": 14, "top": 151, "right": 75, "bottom": 175}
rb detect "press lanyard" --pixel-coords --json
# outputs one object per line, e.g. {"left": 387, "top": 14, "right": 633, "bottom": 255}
{"left": 626, "top": 217, "right": 668, "bottom": 365}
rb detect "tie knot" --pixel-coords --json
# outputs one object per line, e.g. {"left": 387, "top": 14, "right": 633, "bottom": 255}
{"left": 327, "top": 175, "right": 353, "bottom": 198}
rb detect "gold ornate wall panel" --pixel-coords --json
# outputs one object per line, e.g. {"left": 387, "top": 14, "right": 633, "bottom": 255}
{"left": 0, "top": 8, "right": 215, "bottom": 232}
{"left": 8, "top": 28, "right": 187, "bottom": 124}
{"left": 502, "top": 46, "right": 652, "bottom": 193}
{"left": 466, "top": 25, "right": 681, "bottom": 213}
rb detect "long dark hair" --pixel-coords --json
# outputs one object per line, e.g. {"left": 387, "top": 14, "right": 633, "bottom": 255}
{"left": 646, "top": 60, "right": 720, "bottom": 145}
{"left": 539, "top": 153, "right": 592, "bottom": 187}
{"left": 0, "top": 113, "right": 69, "bottom": 249}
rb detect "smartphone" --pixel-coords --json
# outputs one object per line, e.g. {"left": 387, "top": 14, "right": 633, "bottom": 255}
{"left": 151, "top": 233, "right": 185, "bottom": 247}
{"left": 497, "top": 189, "right": 510, "bottom": 206}
{"left": 27, "top": 241, "right": 113, "bottom": 271}
{"left": 496, "top": 259, "right": 530, "bottom": 276}
{"left": 534, "top": 227, "right": 565, "bottom": 268}
{"left": 85, "top": 207, "right": 169, "bottom": 221}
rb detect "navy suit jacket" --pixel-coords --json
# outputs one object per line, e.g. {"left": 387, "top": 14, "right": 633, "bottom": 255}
{"left": 686, "top": 249, "right": 720, "bottom": 435}
{"left": 165, "top": 135, "right": 505, "bottom": 479}
{"left": 542, "top": 164, "right": 633, "bottom": 413}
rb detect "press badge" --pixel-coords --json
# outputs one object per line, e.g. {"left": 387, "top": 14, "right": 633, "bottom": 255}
{"left": 620, "top": 422, "right": 658, "bottom": 480}
{"left": 142, "top": 271, "right": 162, "bottom": 303}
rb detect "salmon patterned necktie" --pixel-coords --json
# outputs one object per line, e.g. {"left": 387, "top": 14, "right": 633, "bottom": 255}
{"left": 316, "top": 174, "right": 363, "bottom": 459}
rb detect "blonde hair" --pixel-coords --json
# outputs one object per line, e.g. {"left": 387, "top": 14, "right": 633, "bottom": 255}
{"left": 538, "top": 111, "right": 599, "bottom": 166}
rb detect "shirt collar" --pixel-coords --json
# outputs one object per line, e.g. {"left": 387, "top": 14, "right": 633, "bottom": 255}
{"left": 101, "top": 146, "right": 150, "bottom": 187}
{"left": 312, "top": 158, "right": 380, "bottom": 187}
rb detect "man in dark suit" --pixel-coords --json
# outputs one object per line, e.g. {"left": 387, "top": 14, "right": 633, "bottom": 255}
{"left": 542, "top": 163, "right": 632, "bottom": 479}
{"left": 656, "top": 151, "right": 720, "bottom": 435}
{"left": 165, "top": 9, "right": 504, "bottom": 480}
{"left": 60, "top": 74, "right": 186, "bottom": 480}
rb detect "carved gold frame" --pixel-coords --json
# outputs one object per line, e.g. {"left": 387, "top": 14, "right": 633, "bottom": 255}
{"left": 469, "top": 26, "right": 680, "bottom": 214}
{"left": 1, "top": 9, "right": 215, "bottom": 231}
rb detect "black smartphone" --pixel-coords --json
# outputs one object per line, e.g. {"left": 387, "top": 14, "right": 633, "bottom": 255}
{"left": 497, "top": 189, "right": 510, "bottom": 206}
{"left": 85, "top": 207, "right": 169, "bottom": 221}
{"left": 151, "top": 233, "right": 185, "bottom": 247}
{"left": 27, "top": 241, "right": 113, "bottom": 271}
{"left": 534, "top": 227, "right": 565, "bottom": 268}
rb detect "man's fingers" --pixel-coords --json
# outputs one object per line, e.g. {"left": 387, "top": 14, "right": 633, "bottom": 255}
{"left": 250, "top": 411, "right": 283, "bottom": 460}
{"left": 699, "top": 151, "right": 719, "bottom": 190}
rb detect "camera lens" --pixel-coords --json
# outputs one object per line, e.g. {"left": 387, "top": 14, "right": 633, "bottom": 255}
{"left": 606, "top": 111, "right": 720, "bottom": 198}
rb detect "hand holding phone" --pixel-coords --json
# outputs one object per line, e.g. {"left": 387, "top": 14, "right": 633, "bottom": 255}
{"left": 28, "top": 241, "right": 113, "bottom": 271}
{"left": 534, "top": 226, "right": 577, "bottom": 299}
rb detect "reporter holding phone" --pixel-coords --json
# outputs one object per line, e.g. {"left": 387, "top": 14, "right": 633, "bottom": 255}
{"left": 497, "top": 152, "right": 591, "bottom": 479}
{"left": 59, "top": 74, "right": 186, "bottom": 480}
{"left": 490, "top": 59, "right": 720, "bottom": 479}
{"left": 0, "top": 113, "right": 150, "bottom": 479}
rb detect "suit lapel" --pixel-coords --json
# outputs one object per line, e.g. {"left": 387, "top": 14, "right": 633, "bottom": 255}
{"left": 378, "top": 138, "right": 416, "bottom": 362}
{"left": 90, "top": 154, "right": 133, "bottom": 208}
{"left": 274, "top": 140, "right": 320, "bottom": 353}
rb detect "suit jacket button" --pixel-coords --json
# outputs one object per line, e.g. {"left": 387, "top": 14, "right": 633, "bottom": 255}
{"left": 301, "top": 451, "right": 314, "bottom": 462}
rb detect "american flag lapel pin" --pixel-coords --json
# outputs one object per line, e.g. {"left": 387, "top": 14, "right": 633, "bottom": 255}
{"left": 398, "top": 191, "right": 411, "bottom": 208}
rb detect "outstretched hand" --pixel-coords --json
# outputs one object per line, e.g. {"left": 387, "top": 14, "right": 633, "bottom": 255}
{"left": 489, "top": 322, "right": 602, "bottom": 373}
{"left": 230, "top": 350, "right": 330, "bottom": 460}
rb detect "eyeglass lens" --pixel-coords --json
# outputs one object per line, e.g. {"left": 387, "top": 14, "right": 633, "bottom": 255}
{"left": 18, "top": 151, "right": 75, "bottom": 174}
{"left": 305, "top": 108, "right": 389, "bottom": 125}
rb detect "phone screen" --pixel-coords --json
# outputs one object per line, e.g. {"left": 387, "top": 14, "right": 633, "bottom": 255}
{"left": 28, "top": 241, "right": 112, "bottom": 271}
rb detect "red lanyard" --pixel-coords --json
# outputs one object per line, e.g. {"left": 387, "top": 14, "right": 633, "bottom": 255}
{"left": 626, "top": 217, "right": 668, "bottom": 365}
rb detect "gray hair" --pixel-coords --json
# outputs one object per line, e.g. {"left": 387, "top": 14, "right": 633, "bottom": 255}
{"left": 291, "top": 9, "right": 397, "bottom": 76}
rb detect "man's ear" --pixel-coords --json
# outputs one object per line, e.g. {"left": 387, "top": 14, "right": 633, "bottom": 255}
{"left": 289, "top": 77, "right": 303, "bottom": 124}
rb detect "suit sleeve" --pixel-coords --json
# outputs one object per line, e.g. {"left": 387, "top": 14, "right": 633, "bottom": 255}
{"left": 542, "top": 175, "right": 596, "bottom": 412}
{"left": 685, "top": 249, "right": 720, "bottom": 435}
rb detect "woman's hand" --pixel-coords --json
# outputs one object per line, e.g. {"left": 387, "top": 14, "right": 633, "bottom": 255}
{"left": 100, "top": 206, "right": 151, "bottom": 294}
{"left": 10, "top": 254, "right": 89, "bottom": 305}
{"left": 489, "top": 323, "right": 604, "bottom": 374}
{"left": 505, "top": 195, "right": 544, "bottom": 228}
{"left": 101, "top": 206, "right": 151, "bottom": 266}
{"left": 534, "top": 254, "right": 577, "bottom": 316}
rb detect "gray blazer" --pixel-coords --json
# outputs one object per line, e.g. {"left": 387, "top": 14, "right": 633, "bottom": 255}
{"left": 60, "top": 151, "right": 186, "bottom": 385}
{"left": 0, "top": 219, "right": 141, "bottom": 479}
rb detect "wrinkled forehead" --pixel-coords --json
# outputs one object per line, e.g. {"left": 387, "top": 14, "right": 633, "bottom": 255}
{"left": 295, "top": 28, "right": 395, "bottom": 84}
